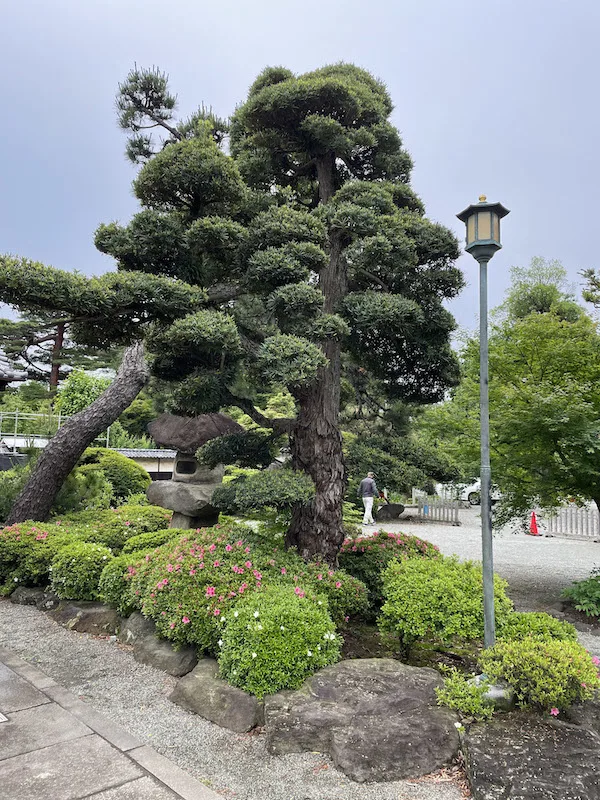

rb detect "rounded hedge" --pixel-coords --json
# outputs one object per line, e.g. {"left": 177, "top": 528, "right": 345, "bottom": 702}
{"left": 121, "top": 529, "right": 183, "bottom": 554}
{"left": 51, "top": 541, "right": 114, "bottom": 600}
{"left": 379, "top": 556, "right": 514, "bottom": 653}
{"left": 480, "top": 637, "right": 600, "bottom": 712}
{"left": 80, "top": 448, "right": 151, "bottom": 502}
{"left": 0, "top": 522, "right": 71, "bottom": 594}
{"left": 498, "top": 611, "right": 578, "bottom": 643}
{"left": 218, "top": 584, "right": 341, "bottom": 697}
{"left": 98, "top": 550, "right": 150, "bottom": 615}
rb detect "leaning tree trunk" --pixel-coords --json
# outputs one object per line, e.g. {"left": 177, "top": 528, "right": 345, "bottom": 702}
{"left": 7, "top": 343, "right": 149, "bottom": 524}
{"left": 286, "top": 154, "right": 347, "bottom": 563}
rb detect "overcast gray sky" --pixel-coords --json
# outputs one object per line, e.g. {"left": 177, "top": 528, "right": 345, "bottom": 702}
{"left": 1, "top": 0, "right": 597, "bottom": 331}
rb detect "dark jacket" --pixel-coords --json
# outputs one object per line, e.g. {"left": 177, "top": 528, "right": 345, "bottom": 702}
{"left": 358, "top": 477, "right": 378, "bottom": 497}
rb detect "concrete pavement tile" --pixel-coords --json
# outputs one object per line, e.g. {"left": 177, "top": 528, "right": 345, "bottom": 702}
{"left": 0, "top": 662, "right": 51, "bottom": 712}
{"left": 84, "top": 776, "right": 181, "bottom": 799}
{"left": 45, "top": 684, "right": 143, "bottom": 751}
{"left": 0, "top": 654, "right": 58, "bottom": 689}
{"left": 0, "top": 701, "right": 91, "bottom": 760}
{"left": 128, "top": 745, "right": 221, "bottom": 800}
{"left": 0, "top": 734, "right": 143, "bottom": 800}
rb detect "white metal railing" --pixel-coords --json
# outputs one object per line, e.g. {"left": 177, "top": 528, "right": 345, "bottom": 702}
{"left": 0, "top": 409, "right": 111, "bottom": 452}
{"left": 417, "top": 496, "right": 460, "bottom": 526}
{"left": 546, "top": 504, "right": 600, "bottom": 541}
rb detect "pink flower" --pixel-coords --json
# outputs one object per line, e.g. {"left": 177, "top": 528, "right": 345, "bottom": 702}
{"left": 294, "top": 586, "right": 306, "bottom": 598}
{"left": 344, "top": 616, "right": 349, "bottom": 622}
{"left": 206, "top": 586, "right": 216, "bottom": 597}
{"left": 213, "top": 608, "right": 221, "bottom": 616}
{"left": 169, "top": 622, "right": 176, "bottom": 629}
{"left": 244, "top": 547, "right": 251, "bottom": 554}
{"left": 550, "top": 707, "right": 559, "bottom": 716}
{"left": 189, "top": 569, "right": 196, "bottom": 576}
{"left": 591, "top": 656, "right": 600, "bottom": 666}
{"left": 124, "top": 521, "right": 131, "bottom": 526}
{"left": 182, "top": 616, "right": 190, "bottom": 624}
{"left": 209, "top": 544, "right": 216, "bottom": 553}
{"left": 328, "top": 570, "right": 334, "bottom": 577}
{"left": 236, "top": 540, "right": 243, "bottom": 547}
{"left": 198, "top": 562, "right": 205, "bottom": 569}
{"left": 226, "top": 545, "right": 233, "bottom": 552}
{"left": 213, "top": 560, "right": 221, "bottom": 567}
{"left": 166, "top": 564, "right": 174, "bottom": 572}
{"left": 281, "top": 568, "right": 287, "bottom": 575}
{"left": 335, "top": 581, "right": 342, "bottom": 589}
{"left": 317, "top": 574, "right": 323, "bottom": 581}
{"left": 245, "top": 561, "right": 252, "bottom": 568}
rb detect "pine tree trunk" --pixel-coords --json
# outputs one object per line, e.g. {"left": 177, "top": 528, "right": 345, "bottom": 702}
{"left": 7, "top": 343, "right": 149, "bottom": 524}
{"left": 286, "top": 154, "right": 347, "bottom": 564}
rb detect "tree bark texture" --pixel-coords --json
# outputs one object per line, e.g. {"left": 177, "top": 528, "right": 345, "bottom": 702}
{"left": 7, "top": 343, "right": 149, "bottom": 524}
{"left": 49, "top": 322, "right": 65, "bottom": 392}
{"left": 286, "top": 156, "right": 347, "bottom": 563}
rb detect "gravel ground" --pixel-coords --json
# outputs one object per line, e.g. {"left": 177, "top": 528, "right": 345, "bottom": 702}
{"left": 1, "top": 508, "right": 598, "bottom": 800}
{"left": 0, "top": 600, "right": 466, "bottom": 800}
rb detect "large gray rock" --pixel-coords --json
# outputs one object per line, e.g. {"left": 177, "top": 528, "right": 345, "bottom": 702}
{"left": 148, "top": 413, "right": 243, "bottom": 454}
{"left": 117, "top": 612, "right": 157, "bottom": 645}
{"left": 133, "top": 632, "right": 198, "bottom": 677}
{"left": 146, "top": 480, "right": 220, "bottom": 521}
{"left": 463, "top": 712, "right": 600, "bottom": 799}
{"left": 10, "top": 586, "right": 60, "bottom": 610}
{"left": 170, "top": 659, "right": 264, "bottom": 733}
{"left": 265, "top": 658, "right": 459, "bottom": 783}
{"left": 49, "top": 601, "right": 123, "bottom": 635}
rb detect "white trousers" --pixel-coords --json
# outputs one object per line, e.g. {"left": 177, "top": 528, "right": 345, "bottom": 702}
{"left": 362, "top": 496, "right": 375, "bottom": 524}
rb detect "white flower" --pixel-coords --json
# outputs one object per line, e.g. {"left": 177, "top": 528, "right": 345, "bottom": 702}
{"left": 218, "top": 639, "right": 223, "bottom": 647}
{"left": 307, "top": 650, "right": 312, "bottom": 657}
{"left": 234, "top": 611, "right": 239, "bottom": 617}
{"left": 256, "top": 624, "right": 263, "bottom": 631}
{"left": 323, "top": 632, "right": 336, "bottom": 641}
{"left": 280, "top": 625, "right": 285, "bottom": 631}
{"left": 317, "top": 645, "right": 321, "bottom": 651}
{"left": 252, "top": 652, "right": 257, "bottom": 659}
{"left": 317, "top": 600, "right": 322, "bottom": 605}
{"left": 253, "top": 610, "right": 260, "bottom": 618}
{"left": 13, "top": 577, "right": 19, "bottom": 582}
{"left": 454, "top": 721, "right": 464, "bottom": 730}
{"left": 102, "top": 556, "right": 108, "bottom": 560}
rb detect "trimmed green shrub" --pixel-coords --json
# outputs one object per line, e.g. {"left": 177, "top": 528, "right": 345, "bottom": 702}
{"left": 479, "top": 638, "right": 600, "bottom": 712}
{"left": 57, "top": 504, "right": 172, "bottom": 553}
{"left": 212, "top": 469, "right": 315, "bottom": 513}
{"left": 53, "top": 464, "right": 112, "bottom": 515}
{"left": 562, "top": 570, "right": 600, "bottom": 618}
{"left": 122, "top": 529, "right": 183, "bottom": 554}
{"left": 498, "top": 611, "right": 578, "bottom": 643}
{"left": 300, "top": 561, "right": 370, "bottom": 622}
{"left": 339, "top": 529, "right": 440, "bottom": 608}
{"left": 0, "top": 522, "right": 71, "bottom": 594}
{"left": 379, "top": 557, "right": 514, "bottom": 655}
{"left": 98, "top": 550, "right": 150, "bottom": 615}
{"left": 80, "top": 448, "right": 151, "bottom": 502}
{"left": 435, "top": 669, "right": 493, "bottom": 721}
{"left": 51, "top": 541, "right": 114, "bottom": 600}
{"left": 218, "top": 584, "right": 341, "bottom": 697}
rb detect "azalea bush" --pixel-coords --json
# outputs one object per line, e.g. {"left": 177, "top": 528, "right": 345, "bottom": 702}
{"left": 498, "top": 611, "right": 578, "bottom": 643}
{"left": 126, "top": 523, "right": 367, "bottom": 653}
{"left": 98, "top": 550, "right": 151, "bottom": 615}
{"left": 379, "top": 556, "right": 514, "bottom": 656}
{"left": 339, "top": 529, "right": 440, "bottom": 609}
{"left": 57, "top": 504, "right": 172, "bottom": 552}
{"left": 51, "top": 541, "right": 114, "bottom": 600}
{"left": 218, "top": 584, "right": 341, "bottom": 697}
{"left": 0, "top": 522, "right": 71, "bottom": 594}
{"left": 479, "top": 638, "right": 600, "bottom": 712}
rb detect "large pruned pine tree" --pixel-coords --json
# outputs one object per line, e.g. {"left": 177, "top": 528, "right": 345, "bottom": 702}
{"left": 94, "top": 64, "right": 463, "bottom": 562}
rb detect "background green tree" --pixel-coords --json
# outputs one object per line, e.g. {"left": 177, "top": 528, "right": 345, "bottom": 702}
{"left": 419, "top": 259, "right": 600, "bottom": 520}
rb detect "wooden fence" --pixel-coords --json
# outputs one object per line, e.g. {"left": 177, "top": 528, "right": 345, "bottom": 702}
{"left": 546, "top": 505, "right": 600, "bottom": 541}
{"left": 417, "top": 497, "right": 460, "bottom": 526}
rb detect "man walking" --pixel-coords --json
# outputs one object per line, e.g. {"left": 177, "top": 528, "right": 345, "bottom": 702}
{"left": 358, "top": 471, "right": 378, "bottom": 525}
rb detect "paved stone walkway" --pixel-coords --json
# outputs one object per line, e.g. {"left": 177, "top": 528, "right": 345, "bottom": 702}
{"left": 0, "top": 645, "right": 219, "bottom": 800}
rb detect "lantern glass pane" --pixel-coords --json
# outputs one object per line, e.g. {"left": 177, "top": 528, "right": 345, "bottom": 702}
{"left": 492, "top": 213, "right": 500, "bottom": 243}
{"left": 467, "top": 215, "right": 476, "bottom": 244}
{"left": 477, "top": 211, "right": 492, "bottom": 240}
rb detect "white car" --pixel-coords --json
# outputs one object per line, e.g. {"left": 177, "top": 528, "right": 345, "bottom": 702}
{"left": 436, "top": 480, "right": 501, "bottom": 505}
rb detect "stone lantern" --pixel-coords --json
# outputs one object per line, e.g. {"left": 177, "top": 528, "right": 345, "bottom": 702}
{"left": 146, "top": 412, "right": 243, "bottom": 528}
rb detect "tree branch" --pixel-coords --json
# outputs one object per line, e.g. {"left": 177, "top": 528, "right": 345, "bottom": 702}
{"left": 224, "top": 390, "right": 295, "bottom": 435}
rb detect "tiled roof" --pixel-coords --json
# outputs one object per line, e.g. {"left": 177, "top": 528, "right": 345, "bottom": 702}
{"left": 115, "top": 448, "right": 177, "bottom": 459}
{"left": 0, "top": 350, "right": 26, "bottom": 383}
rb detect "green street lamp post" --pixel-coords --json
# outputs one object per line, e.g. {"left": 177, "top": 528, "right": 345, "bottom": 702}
{"left": 456, "top": 196, "right": 510, "bottom": 648}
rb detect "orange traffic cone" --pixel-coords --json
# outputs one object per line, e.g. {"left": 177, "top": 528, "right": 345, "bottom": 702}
{"left": 528, "top": 511, "right": 540, "bottom": 536}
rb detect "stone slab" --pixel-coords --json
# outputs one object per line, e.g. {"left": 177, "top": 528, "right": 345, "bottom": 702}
{"left": 85, "top": 776, "right": 181, "bottom": 799}
{"left": 0, "top": 702, "right": 92, "bottom": 760}
{"left": 118, "top": 611, "right": 157, "bottom": 645}
{"left": 148, "top": 412, "right": 243, "bottom": 453}
{"left": 464, "top": 712, "right": 600, "bottom": 799}
{"left": 0, "top": 663, "right": 51, "bottom": 712}
{"left": 49, "top": 600, "right": 123, "bottom": 635}
{"left": 134, "top": 633, "right": 198, "bottom": 677}
{"left": 128, "top": 745, "right": 220, "bottom": 800}
{"left": 170, "top": 658, "right": 264, "bottom": 732}
{"left": 44, "top": 684, "right": 143, "bottom": 751}
{"left": 0, "top": 734, "right": 143, "bottom": 800}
